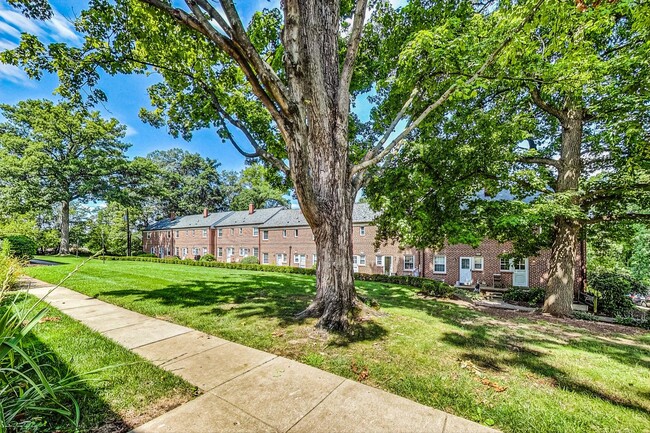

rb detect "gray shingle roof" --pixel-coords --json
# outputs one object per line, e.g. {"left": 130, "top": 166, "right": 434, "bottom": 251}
{"left": 147, "top": 211, "right": 233, "bottom": 230}
{"left": 214, "top": 207, "right": 284, "bottom": 227}
{"left": 260, "top": 203, "right": 377, "bottom": 228}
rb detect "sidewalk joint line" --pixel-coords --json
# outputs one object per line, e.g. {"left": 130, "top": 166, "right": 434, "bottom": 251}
{"left": 285, "top": 377, "right": 346, "bottom": 433}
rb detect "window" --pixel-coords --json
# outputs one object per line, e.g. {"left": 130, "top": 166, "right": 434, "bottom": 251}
{"left": 473, "top": 257, "right": 484, "bottom": 271}
{"left": 182, "top": 247, "right": 188, "bottom": 256}
{"left": 175, "top": 247, "right": 179, "bottom": 256}
{"left": 360, "top": 226, "right": 366, "bottom": 236}
{"left": 185, "top": 230, "right": 189, "bottom": 236}
{"left": 282, "top": 229, "right": 287, "bottom": 238}
{"left": 192, "top": 247, "right": 199, "bottom": 255}
{"left": 294, "top": 229, "right": 299, "bottom": 237}
{"left": 227, "top": 247, "right": 234, "bottom": 257}
{"left": 359, "top": 254, "right": 366, "bottom": 266}
{"left": 253, "top": 227, "right": 259, "bottom": 237}
{"left": 375, "top": 255, "right": 384, "bottom": 266}
{"left": 239, "top": 227, "right": 243, "bottom": 235}
{"left": 313, "top": 254, "right": 317, "bottom": 265}
{"left": 146, "top": 232, "right": 151, "bottom": 239}
{"left": 240, "top": 248, "right": 249, "bottom": 257}
{"left": 514, "top": 259, "right": 526, "bottom": 270}
{"left": 500, "top": 258, "right": 512, "bottom": 272}
{"left": 167, "top": 231, "right": 171, "bottom": 238}
{"left": 263, "top": 253, "right": 269, "bottom": 264}
{"left": 253, "top": 247, "right": 259, "bottom": 257}
{"left": 294, "top": 254, "right": 300, "bottom": 264}
{"left": 151, "top": 247, "right": 155, "bottom": 254}
{"left": 230, "top": 228, "right": 234, "bottom": 235}
{"left": 404, "top": 255, "right": 415, "bottom": 271}
{"left": 202, "top": 229, "right": 207, "bottom": 238}
{"left": 217, "top": 247, "right": 223, "bottom": 257}
{"left": 192, "top": 230, "right": 195, "bottom": 237}
{"left": 263, "top": 230, "right": 269, "bottom": 240}
{"left": 434, "top": 256, "right": 446, "bottom": 273}
{"left": 218, "top": 228, "right": 223, "bottom": 237}
{"left": 203, "top": 247, "right": 208, "bottom": 255}
{"left": 175, "top": 230, "right": 179, "bottom": 238}
{"left": 353, "top": 255, "right": 359, "bottom": 265}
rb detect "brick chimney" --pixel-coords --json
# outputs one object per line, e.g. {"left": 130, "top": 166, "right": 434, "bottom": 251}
{"left": 248, "top": 203, "right": 255, "bottom": 214}
{"left": 203, "top": 208, "right": 209, "bottom": 218}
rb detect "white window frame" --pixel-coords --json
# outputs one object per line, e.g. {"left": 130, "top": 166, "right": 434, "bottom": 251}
{"left": 473, "top": 257, "right": 484, "bottom": 271}
{"left": 253, "top": 247, "right": 259, "bottom": 257}
{"left": 404, "top": 255, "right": 415, "bottom": 271}
{"left": 282, "top": 229, "right": 287, "bottom": 237}
{"left": 433, "top": 256, "right": 447, "bottom": 274}
{"left": 175, "top": 247, "right": 179, "bottom": 256}
{"left": 182, "top": 247, "right": 188, "bottom": 256}
{"left": 500, "top": 258, "right": 513, "bottom": 272}
{"left": 239, "top": 227, "right": 243, "bottom": 235}
{"left": 230, "top": 228, "right": 234, "bottom": 235}
{"left": 360, "top": 226, "right": 366, "bottom": 236}
{"left": 359, "top": 254, "right": 366, "bottom": 266}
{"left": 375, "top": 255, "right": 384, "bottom": 266}
{"left": 313, "top": 254, "right": 317, "bottom": 265}
{"left": 192, "top": 247, "right": 199, "bottom": 255}
{"left": 294, "top": 229, "right": 299, "bottom": 237}
{"left": 203, "top": 247, "right": 208, "bottom": 255}
{"left": 202, "top": 229, "right": 207, "bottom": 238}
{"left": 353, "top": 255, "right": 359, "bottom": 265}
{"left": 263, "top": 230, "right": 269, "bottom": 240}
{"left": 253, "top": 227, "right": 259, "bottom": 237}
{"left": 218, "top": 228, "right": 223, "bottom": 237}
{"left": 263, "top": 253, "right": 269, "bottom": 264}
{"left": 217, "top": 247, "right": 223, "bottom": 257}
{"left": 240, "top": 247, "right": 249, "bottom": 257}
{"left": 192, "top": 230, "right": 196, "bottom": 237}
{"left": 175, "top": 230, "right": 179, "bottom": 238}
{"left": 294, "top": 254, "right": 300, "bottom": 264}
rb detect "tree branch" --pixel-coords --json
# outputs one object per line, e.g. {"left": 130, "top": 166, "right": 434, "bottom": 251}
{"left": 530, "top": 86, "right": 566, "bottom": 121}
{"left": 517, "top": 156, "right": 561, "bottom": 169}
{"left": 585, "top": 212, "right": 650, "bottom": 224}
{"left": 338, "top": 0, "right": 368, "bottom": 113}
{"left": 351, "top": 0, "right": 546, "bottom": 177}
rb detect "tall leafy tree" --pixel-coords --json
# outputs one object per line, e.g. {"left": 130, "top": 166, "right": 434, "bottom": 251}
{"left": 223, "top": 163, "right": 289, "bottom": 211}
{"left": 366, "top": 0, "right": 650, "bottom": 316}
{"left": 144, "top": 148, "right": 224, "bottom": 216}
{"left": 0, "top": 100, "right": 129, "bottom": 254}
{"left": 4, "top": 0, "right": 544, "bottom": 329}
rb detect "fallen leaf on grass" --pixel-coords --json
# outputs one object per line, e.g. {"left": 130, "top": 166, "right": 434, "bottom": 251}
{"left": 480, "top": 378, "right": 507, "bottom": 392}
{"left": 351, "top": 362, "right": 370, "bottom": 381}
{"left": 272, "top": 330, "right": 285, "bottom": 337}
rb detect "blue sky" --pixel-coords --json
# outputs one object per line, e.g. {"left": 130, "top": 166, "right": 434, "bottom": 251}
{"left": 0, "top": 0, "right": 405, "bottom": 172}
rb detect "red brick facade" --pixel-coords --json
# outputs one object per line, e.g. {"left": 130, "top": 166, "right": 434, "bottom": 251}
{"left": 143, "top": 205, "right": 573, "bottom": 289}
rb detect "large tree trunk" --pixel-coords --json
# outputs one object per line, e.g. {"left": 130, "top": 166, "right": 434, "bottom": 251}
{"left": 126, "top": 207, "right": 132, "bottom": 256}
{"left": 60, "top": 200, "right": 70, "bottom": 255}
{"left": 284, "top": 0, "right": 358, "bottom": 331}
{"left": 543, "top": 108, "right": 583, "bottom": 316}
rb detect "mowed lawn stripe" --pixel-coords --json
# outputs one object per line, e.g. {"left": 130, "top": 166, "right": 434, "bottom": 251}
{"left": 25, "top": 256, "right": 650, "bottom": 433}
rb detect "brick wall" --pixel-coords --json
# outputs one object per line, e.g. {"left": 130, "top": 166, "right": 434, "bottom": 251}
{"left": 215, "top": 225, "right": 262, "bottom": 263}
{"left": 144, "top": 221, "right": 561, "bottom": 289}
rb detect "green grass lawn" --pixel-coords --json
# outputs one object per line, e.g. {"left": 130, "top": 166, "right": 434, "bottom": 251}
{"left": 9, "top": 293, "right": 195, "bottom": 432}
{"left": 26, "top": 256, "right": 650, "bottom": 433}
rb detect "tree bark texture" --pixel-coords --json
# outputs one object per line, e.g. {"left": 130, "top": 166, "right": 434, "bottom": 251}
{"left": 282, "top": 1, "right": 358, "bottom": 330}
{"left": 60, "top": 200, "right": 70, "bottom": 255}
{"left": 543, "top": 108, "right": 583, "bottom": 316}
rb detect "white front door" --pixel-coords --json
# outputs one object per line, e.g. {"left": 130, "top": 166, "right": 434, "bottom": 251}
{"left": 276, "top": 254, "right": 283, "bottom": 266}
{"left": 459, "top": 257, "right": 472, "bottom": 285}
{"left": 383, "top": 256, "right": 393, "bottom": 275}
{"left": 299, "top": 254, "right": 306, "bottom": 268}
{"left": 513, "top": 258, "right": 529, "bottom": 287}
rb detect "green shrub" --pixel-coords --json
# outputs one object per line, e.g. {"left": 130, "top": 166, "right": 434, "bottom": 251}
{"left": 239, "top": 256, "right": 259, "bottom": 265}
{"left": 1, "top": 235, "right": 37, "bottom": 259}
{"left": 587, "top": 271, "right": 647, "bottom": 316}
{"left": 138, "top": 253, "right": 157, "bottom": 258}
{"left": 200, "top": 254, "right": 216, "bottom": 262}
{"left": 0, "top": 254, "right": 22, "bottom": 300}
{"left": 503, "top": 286, "right": 546, "bottom": 306}
{"left": 420, "top": 280, "right": 455, "bottom": 298}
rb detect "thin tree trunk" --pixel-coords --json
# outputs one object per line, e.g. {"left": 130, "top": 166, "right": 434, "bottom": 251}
{"left": 126, "top": 207, "right": 131, "bottom": 256}
{"left": 60, "top": 200, "right": 70, "bottom": 255}
{"left": 543, "top": 108, "right": 583, "bottom": 316}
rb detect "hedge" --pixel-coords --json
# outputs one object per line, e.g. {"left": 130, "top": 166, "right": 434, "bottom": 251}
{"left": 0, "top": 235, "right": 37, "bottom": 259}
{"left": 97, "top": 255, "right": 455, "bottom": 293}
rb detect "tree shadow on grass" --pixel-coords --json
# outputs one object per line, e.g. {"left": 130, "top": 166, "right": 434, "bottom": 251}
{"left": 440, "top": 325, "right": 650, "bottom": 416}
{"left": 17, "top": 333, "right": 129, "bottom": 433}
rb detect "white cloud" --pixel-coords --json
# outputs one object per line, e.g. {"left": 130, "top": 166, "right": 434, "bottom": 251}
{"left": 0, "top": 3, "right": 80, "bottom": 44}
{"left": 124, "top": 123, "right": 138, "bottom": 137}
{"left": 0, "top": 63, "right": 33, "bottom": 86}
{"left": 0, "top": 38, "right": 17, "bottom": 50}
{"left": 0, "top": 20, "right": 21, "bottom": 39}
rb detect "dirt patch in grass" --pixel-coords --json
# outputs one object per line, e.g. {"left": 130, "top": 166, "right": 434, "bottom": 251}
{"left": 115, "top": 395, "right": 196, "bottom": 432}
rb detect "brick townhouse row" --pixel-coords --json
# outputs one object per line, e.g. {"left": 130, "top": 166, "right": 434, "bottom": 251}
{"left": 142, "top": 203, "right": 583, "bottom": 290}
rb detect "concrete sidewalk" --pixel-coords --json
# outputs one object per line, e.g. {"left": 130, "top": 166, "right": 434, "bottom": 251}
{"left": 21, "top": 276, "right": 498, "bottom": 433}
